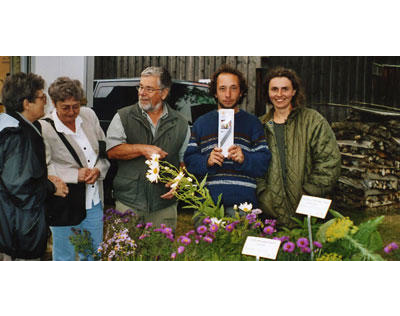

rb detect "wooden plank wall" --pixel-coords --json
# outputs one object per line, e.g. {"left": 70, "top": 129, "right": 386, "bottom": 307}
{"left": 260, "top": 56, "right": 400, "bottom": 122}
{"left": 95, "top": 56, "right": 400, "bottom": 121}
{"left": 94, "top": 56, "right": 261, "bottom": 114}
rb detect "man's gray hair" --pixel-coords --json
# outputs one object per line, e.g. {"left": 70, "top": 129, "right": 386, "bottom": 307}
{"left": 141, "top": 66, "right": 172, "bottom": 90}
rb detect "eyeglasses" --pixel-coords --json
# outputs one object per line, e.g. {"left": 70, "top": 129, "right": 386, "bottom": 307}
{"left": 136, "top": 85, "right": 163, "bottom": 94}
{"left": 35, "top": 94, "right": 47, "bottom": 102}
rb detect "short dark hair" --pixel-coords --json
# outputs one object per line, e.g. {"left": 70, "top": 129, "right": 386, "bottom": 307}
{"left": 1, "top": 72, "right": 45, "bottom": 113}
{"left": 265, "top": 66, "right": 306, "bottom": 108}
{"left": 209, "top": 64, "right": 248, "bottom": 104}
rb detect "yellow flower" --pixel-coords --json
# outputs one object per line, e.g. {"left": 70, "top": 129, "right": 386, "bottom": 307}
{"left": 316, "top": 253, "right": 343, "bottom": 261}
{"left": 325, "top": 217, "right": 355, "bottom": 242}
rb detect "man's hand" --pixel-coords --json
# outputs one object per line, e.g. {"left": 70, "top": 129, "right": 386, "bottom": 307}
{"left": 141, "top": 145, "right": 168, "bottom": 160}
{"left": 160, "top": 182, "right": 176, "bottom": 200}
{"left": 78, "top": 168, "right": 91, "bottom": 182}
{"left": 228, "top": 145, "right": 244, "bottom": 164}
{"left": 207, "top": 147, "right": 224, "bottom": 167}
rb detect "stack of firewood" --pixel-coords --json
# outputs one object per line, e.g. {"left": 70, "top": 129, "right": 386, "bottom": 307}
{"left": 331, "top": 105, "right": 400, "bottom": 211}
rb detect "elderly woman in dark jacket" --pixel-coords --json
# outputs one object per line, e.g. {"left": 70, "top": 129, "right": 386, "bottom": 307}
{"left": 0, "top": 73, "right": 68, "bottom": 261}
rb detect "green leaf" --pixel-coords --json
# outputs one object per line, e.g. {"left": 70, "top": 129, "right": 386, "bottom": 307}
{"left": 328, "top": 209, "right": 344, "bottom": 219}
{"left": 199, "top": 174, "right": 208, "bottom": 190}
{"left": 316, "top": 218, "right": 337, "bottom": 243}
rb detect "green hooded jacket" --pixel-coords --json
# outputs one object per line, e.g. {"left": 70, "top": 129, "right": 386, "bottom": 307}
{"left": 256, "top": 107, "right": 341, "bottom": 227}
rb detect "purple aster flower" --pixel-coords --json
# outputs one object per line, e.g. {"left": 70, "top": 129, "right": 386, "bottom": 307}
{"left": 153, "top": 228, "right": 163, "bottom": 232}
{"left": 301, "top": 247, "right": 311, "bottom": 253}
{"left": 209, "top": 224, "right": 219, "bottom": 233}
{"left": 171, "top": 252, "right": 176, "bottom": 259}
{"left": 139, "top": 234, "right": 148, "bottom": 240}
{"left": 180, "top": 236, "right": 191, "bottom": 246}
{"left": 252, "top": 222, "right": 261, "bottom": 229}
{"left": 185, "top": 230, "right": 195, "bottom": 236}
{"left": 280, "top": 236, "right": 290, "bottom": 242}
{"left": 203, "top": 217, "right": 211, "bottom": 225}
{"left": 232, "top": 220, "right": 240, "bottom": 226}
{"left": 225, "top": 223, "right": 234, "bottom": 232}
{"left": 282, "top": 241, "right": 295, "bottom": 253}
{"left": 296, "top": 237, "right": 309, "bottom": 248}
{"left": 263, "top": 226, "right": 275, "bottom": 235}
{"left": 203, "top": 236, "right": 213, "bottom": 243}
{"left": 246, "top": 213, "right": 257, "bottom": 223}
{"left": 136, "top": 223, "right": 143, "bottom": 228}
{"left": 384, "top": 242, "right": 398, "bottom": 254}
{"left": 195, "top": 239, "right": 200, "bottom": 244}
{"left": 160, "top": 224, "right": 166, "bottom": 229}
{"left": 264, "top": 219, "right": 277, "bottom": 227}
{"left": 177, "top": 246, "right": 185, "bottom": 254}
{"left": 166, "top": 234, "right": 174, "bottom": 242}
{"left": 313, "top": 241, "right": 322, "bottom": 249}
{"left": 196, "top": 225, "right": 207, "bottom": 235}
{"left": 145, "top": 222, "right": 153, "bottom": 229}
{"left": 162, "top": 227, "right": 173, "bottom": 235}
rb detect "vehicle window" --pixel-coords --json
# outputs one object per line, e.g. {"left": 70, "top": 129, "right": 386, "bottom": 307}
{"left": 168, "top": 84, "right": 216, "bottom": 123}
{"left": 94, "top": 85, "right": 138, "bottom": 121}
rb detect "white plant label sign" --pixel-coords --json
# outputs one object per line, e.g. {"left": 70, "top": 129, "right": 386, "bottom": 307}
{"left": 295, "top": 195, "right": 332, "bottom": 219}
{"left": 242, "top": 236, "right": 281, "bottom": 260}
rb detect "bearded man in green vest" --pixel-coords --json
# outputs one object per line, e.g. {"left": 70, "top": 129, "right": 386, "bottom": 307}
{"left": 106, "top": 67, "right": 190, "bottom": 229}
{"left": 257, "top": 67, "right": 341, "bottom": 228}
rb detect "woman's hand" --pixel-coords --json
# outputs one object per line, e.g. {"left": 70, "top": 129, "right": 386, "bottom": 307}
{"left": 48, "top": 175, "right": 69, "bottom": 197}
{"left": 84, "top": 168, "right": 100, "bottom": 184}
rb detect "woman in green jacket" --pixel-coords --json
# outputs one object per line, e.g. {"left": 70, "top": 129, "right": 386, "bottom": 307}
{"left": 257, "top": 67, "right": 341, "bottom": 228}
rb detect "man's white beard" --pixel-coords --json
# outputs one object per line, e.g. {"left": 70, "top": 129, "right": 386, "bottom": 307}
{"left": 139, "top": 100, "right": 163, "bottom": 112}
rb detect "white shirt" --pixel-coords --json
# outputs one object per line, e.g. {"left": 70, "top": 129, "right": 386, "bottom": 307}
{"left": 52, "top": 111, "right": 100, "bottom": 209}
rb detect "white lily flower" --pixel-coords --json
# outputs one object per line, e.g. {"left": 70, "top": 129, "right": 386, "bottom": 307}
{"left": 211, "top": 217, "right": 225, "bottom": 227}
{"left": 238, "top": 202, "right": 253, "bottom": 213}
{"left": 170, "top": 171, "right": 184, "bottom": 189}
{"left": 146, "top": 164, "right": 160, "bottom": 183}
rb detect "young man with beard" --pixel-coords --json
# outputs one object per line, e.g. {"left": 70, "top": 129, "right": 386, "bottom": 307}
{"left": 184, "top": 64, "right": 271, "bottom": 216}
{"left": 106, "top": 67, "right": 189, "bottom": 229}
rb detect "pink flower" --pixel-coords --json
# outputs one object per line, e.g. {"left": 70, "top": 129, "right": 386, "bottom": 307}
{"left": 196, "top": 225, "right": 207, "bottom": 235}
{"left": 282, "top": 242, "right": 295, "bottom": 253}
{"left": 209, "top": 224, "right": 219, "bottom": 233}
{"left": 384, "top": 242, "right": 399, "bottom": 254}
{"left": 177, "top": 246, "right": 185, "bottom": 254}
{"left": 263, "top": 226, "right": 275, "bottom": 235}
{"left": 171, "top": 252, "right": 176, "bottom": 259}
{"left": 313, "top": 241, "right": 322, "bottom": 249}
{"left": 301, "top": 247, "right": 311, "bottom": 253}
{"left": 203, "top": 236, "right": 213, "bottom": 243}
{"left": 296, "top": 238, "right": 309, "bottom": 248}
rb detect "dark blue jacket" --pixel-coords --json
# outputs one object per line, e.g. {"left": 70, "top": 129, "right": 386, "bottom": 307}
{"left": 0, "top": 113, "right": 54, "bottom": 259}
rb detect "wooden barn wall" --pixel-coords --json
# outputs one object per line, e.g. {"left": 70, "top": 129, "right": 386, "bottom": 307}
{"left": 94, "top": 56, "right": 261, "bottom": 114}
{"left": 95, "top": 56, "right": 400, "bottom": 122}
{"left": 260, "top": 56, "right": 400, "bottom": 122}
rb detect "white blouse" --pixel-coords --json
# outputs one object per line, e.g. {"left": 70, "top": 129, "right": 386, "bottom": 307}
{"left": 52, "top": 111, "right": 100, "bottom": 209}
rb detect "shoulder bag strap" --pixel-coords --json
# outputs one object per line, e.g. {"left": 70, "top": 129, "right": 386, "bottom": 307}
{"left": 43, "top": 118, "right": 84, "bottom": 168}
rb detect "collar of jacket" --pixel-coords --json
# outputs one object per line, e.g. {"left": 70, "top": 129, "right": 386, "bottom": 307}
{"left": 129, "top": 102, "right": 178, "bottom": 139}
{"left": 260, "top": 106, "right": 304, "bottom": 126}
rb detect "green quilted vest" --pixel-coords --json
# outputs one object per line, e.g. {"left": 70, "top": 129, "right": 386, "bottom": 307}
{"left": 113, "top": 103, "right": 188, "bottom": 212}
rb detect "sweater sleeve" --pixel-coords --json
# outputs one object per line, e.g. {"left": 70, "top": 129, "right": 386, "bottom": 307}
{"left": 183, "top": 121, "right": 218, "bottom": 177}
{"left": 232, "top": 119, "right": 271, "bottom": 178}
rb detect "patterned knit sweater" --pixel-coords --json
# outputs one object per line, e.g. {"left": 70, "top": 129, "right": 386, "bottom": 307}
{"left": 184, "top": 109, "right": 271, "bottom": 208}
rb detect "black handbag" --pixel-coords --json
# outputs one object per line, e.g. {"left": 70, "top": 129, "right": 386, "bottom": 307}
{"left": 44, "top": 119, "right": 86, "bottom": 226}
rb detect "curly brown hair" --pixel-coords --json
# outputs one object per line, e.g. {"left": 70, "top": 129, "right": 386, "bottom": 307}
{"left": 265, "top": 67, "right": 306, "bottom": 108}
{"left": 48, "top": 77, "right": 84, "bottom": 104}
{"left": 209, "top": 64, "right": 248, "bottom": 104}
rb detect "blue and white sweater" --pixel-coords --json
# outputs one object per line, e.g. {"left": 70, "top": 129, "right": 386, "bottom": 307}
{"left": 184, "top": 109, "right": 271, "bottom": 208}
